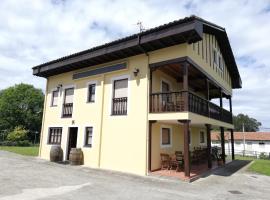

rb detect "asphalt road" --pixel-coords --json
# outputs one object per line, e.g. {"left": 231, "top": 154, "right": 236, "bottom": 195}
{"left": 0, "top": 150, "right": 269, "bottom": 200}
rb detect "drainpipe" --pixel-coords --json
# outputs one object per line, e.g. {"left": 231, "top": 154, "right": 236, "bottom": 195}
{"left": 137, "top": 34, "right": 151, "bottom": 175}
{"left": 98, "top": 75, "right": 105, "bottom": 168}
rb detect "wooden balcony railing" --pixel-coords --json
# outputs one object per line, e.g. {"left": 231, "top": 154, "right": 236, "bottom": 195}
{"left": 150, "top": 91, "right": 233, "bottom": 124}
{"left": 112, "top": 97, "right": 127, "bottom": 115}
{"left": 62, "top": 103, "right": 73, "bottom": 118}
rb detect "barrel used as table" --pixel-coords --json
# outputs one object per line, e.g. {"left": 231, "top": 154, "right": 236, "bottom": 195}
{"left": 69, "top": 148, "right": 83, "bottom": 165}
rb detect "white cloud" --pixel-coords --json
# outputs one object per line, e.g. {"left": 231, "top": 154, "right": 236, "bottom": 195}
{"left": 0, "top": 0, "right": 269, "bottom": 128}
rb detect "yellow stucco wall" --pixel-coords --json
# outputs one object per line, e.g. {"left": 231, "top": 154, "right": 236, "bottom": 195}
{"left": 151, "top": 122, "right": 207, "bottom": 171}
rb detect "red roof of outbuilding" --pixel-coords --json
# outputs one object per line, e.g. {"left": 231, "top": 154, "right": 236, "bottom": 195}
{"left": 211, "top": 132, "right": 270, "bottom": 141}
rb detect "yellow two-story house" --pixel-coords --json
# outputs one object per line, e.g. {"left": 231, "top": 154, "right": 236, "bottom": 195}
{"left": 33, "top": 16, "right": 242, "bottom": 178}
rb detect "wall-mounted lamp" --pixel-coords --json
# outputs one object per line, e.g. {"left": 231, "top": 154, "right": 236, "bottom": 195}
{"left": 57, "top": 84, "right": 63, "bottom": 90}
{"left": 133, "top": 68, "right": 140, "bottom": 77}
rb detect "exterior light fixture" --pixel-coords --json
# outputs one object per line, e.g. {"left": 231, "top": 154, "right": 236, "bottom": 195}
{"left": 133, "top": 68, "right": 140, "bottom": 77}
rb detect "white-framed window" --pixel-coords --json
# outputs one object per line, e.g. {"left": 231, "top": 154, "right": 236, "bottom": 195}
{"left": 48, "top": 127, "right": 62, "bottom": 145}
{"left": 84, "top": 127, "right": 93, "bottom": 147}
{"left": 112, "top": 78, "right": 128, "bottom": 115}
{"left": 160, "top": 126, "right": 172, "bottom": 147}
{"left": 199, "top": 131, "right": 205, "bottom": 144}
{"left": 87, "top": 84, "right": 96, "bottom": 103}
{"left": 51, "top": 90, "right": 59, "bottom": 107}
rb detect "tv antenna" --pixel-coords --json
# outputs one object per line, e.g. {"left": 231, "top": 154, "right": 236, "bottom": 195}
{"left": 136, "top": 21, "right": 145, "bottom": 33}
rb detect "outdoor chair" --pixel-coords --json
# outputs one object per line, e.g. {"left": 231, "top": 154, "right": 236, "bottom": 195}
{"left": 160, "top": 153, "right": 171, "bottom": 170}
{"left": 170, "top": 151, "right": 184, "bottom": 171}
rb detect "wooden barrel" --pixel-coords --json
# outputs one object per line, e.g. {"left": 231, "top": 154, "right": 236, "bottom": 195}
{"left": 50, "top": 145, "right": 63, "bottom": 162}
{"left": 69, "top": 148, "right": 83, "bottom": 165}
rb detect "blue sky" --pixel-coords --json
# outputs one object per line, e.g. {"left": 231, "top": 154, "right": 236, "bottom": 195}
{"left": 0, "top": 0, "right": 270, "bottom": 129}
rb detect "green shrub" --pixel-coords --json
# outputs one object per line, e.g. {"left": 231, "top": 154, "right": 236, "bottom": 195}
{"left": 259, "top": 152, "right": 269, "bottom": 160}
{"left": 7, "top": 126, "right": 28, "bottom": 142}
{"left": 17, "top": 140, "right": 31, "bottom": 147}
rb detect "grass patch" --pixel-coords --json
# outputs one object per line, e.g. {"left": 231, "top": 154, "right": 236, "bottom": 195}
{"left": 0, "top": 146, "right": 39, "bottom": 156}
{"left": 248, "top": 159, "right": 270, "bottom": 176}
{"left": 235, "top": 155, "right": 255, "bottom": 161}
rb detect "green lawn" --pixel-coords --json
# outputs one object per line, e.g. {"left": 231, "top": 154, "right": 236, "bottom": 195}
{"left": 235, "top": 155, "right": 255, "bottom": 161}
{"left": 0, "top": 146, "right": 39, "bottom": 156}
{"left": 248, "top": 159, "right": 270, "bottom": 176}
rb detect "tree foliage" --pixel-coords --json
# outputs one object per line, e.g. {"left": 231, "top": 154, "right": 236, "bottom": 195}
{"left": 233, "top": 113, "right": 262, "bottom": 132}
{"left": 0, "top": 84, "right": 44, "bottom": 142}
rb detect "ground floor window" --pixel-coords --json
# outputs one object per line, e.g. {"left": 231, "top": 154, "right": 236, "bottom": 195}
{"left": 161, "top": 127, "right": 172, "bottom": 147}
{"left": 84, "top": 127, "right": 93, "bottom": 147}
{"left": 48, "top": 127, "right": 62, "bottom": 145}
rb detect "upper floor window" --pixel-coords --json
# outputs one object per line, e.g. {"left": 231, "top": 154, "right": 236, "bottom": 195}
{"left": 112, "top": 78, "right": 128, "bottom": 115}
{"left": 84, "top": 127, "right": 93, "bottom": 147}
{"left": 62, "top": 88, "right": 74, "bottom": 118}
{"left": 200, "top": 131, "right": 205, "bottom": 144}
{"left": 48, "top": 127, "right": 62, "bottom": 145}
{"left": 51, "top": 90, "right": 59, "bottom": 107}
{"left": 213, "top": 49, "right": 217, "bottom": 65}
{"left": 88, "top": 84, "right": 96, "bottom": 103}
{"left": 218, "top": 56, "right": 224, "bottom": 71}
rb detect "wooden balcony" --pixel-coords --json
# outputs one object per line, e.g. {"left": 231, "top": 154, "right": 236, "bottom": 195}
{"left": 62, "top": 103, "right": 73, "bottom": 118}
{"left": 150, "top": 91, "right": 233, "bottom": 124}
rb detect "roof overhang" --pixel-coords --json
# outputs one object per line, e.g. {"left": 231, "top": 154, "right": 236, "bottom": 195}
{"left": 32, "top": 16, "right": 242, "bottom": 89}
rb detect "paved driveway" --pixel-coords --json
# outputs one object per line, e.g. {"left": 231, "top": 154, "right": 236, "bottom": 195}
{"left": 0, "top": 150, "right": 269, "bottom": 200}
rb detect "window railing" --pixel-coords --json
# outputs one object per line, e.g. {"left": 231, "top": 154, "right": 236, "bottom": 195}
{"left": 112, "top": 97, "right": 127, "bottom": 115}
{"left": 150, "top": 91, "right": 232, "bottom": 124}
{"left": 62, "top": 103, "right": 73, "bottom": 118}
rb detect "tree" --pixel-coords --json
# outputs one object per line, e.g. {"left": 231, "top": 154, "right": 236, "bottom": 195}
{"left": 233, "top": 113, "right": 262, "bottom": 132}
{"left": 0, "top": 83, "right": 44, "bottom": 142}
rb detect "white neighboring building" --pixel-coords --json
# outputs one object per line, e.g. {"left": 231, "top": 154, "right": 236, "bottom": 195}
{"left": 211, "top": 132, "right": 270, "bottom": 157}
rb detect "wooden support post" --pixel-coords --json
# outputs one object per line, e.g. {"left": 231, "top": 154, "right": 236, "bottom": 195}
{"left": 179, "top": 120, "right": 190, "bottom": 177}
{"left": 230, "top": 129, "right": 235, "bottom": 160}
{"left": 205, "top": 79, "right": 210, "bottom": 117}
{"left": 182, "top": 62, "right": 189, "bottom": 111}
{"left": 229, "top": 95, "right": 233, "bottom": 123}
{"left": 219, "top": 88, "right": 223, "bottom": 120}
{"left": 205, "top": 124, "right": 212, "bottom": 169}
{"left": 149, "top": 68, "right": 153, "bottom": 112}
{"left": 148, "top": 120, "right": 156, "bottom": 172}
{"left": 220, "top": 127, "right": 226, "bottom": 163}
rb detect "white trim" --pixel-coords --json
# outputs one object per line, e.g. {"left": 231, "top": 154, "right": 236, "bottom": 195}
{"left": 86, "top": 80, "right": 98, "bottom": 103}
{"left": 109, "top": 74, "right": 130, "bottom": 116}
{"left": 160, "top": 125, "right": 173, "bottom": 148}
{"left": 82, "top": 125, "right": 94, "bottom": 149}
{"left": 60, "top": 84, "right": 76, "bottom": 119}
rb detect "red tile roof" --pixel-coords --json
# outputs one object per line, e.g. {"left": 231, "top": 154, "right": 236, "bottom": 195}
{"left": 211, "top": 132, "right": 270, "bottom": 141}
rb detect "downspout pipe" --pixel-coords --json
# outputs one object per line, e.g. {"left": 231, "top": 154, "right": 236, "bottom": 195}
{"left": 137, "top": 33, "right": 151, "bottom": 175}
